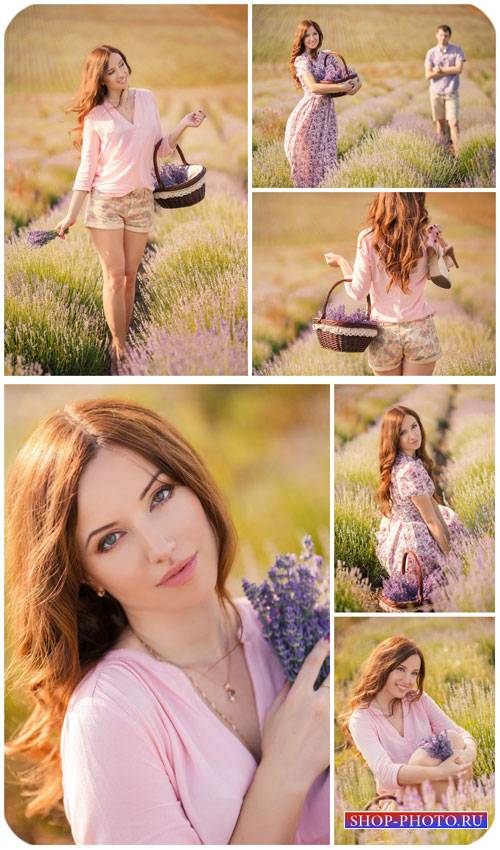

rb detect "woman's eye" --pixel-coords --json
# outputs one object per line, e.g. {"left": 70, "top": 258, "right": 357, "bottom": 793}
{"left": 151, "top": 484, "right": 174, "bottom": 509}
{"left": 98, "top": 531, "right": 122, "bottom": 552}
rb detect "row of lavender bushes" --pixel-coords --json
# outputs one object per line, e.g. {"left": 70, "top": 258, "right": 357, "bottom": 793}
{"left": 5, "top": 192, "right": 247, "bottom": 376}
{"left": 335, "top": 617, "right": 495, "bottom": 844}
{"left": 334, "top": 385, "right": 494, "bottom": 612}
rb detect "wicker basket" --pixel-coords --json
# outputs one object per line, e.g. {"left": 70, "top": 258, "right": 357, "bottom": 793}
{"left": 153, "top": 142, "right": 206, "bottom": 209}
{"left": 378, "top": 551, "right": 427, "bottom": 612}
{"left": 312, "top": 279, "right": 379, "bottom": 353}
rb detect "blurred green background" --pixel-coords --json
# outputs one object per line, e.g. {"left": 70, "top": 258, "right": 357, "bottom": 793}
{"left": 5, "top": 383, "right": 329, "bottom": 843}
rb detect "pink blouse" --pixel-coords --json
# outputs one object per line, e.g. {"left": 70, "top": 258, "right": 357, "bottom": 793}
{"left": 72, "top": 88, "right": 174, "bottom": 196}
{"left": 348, "top": 691, "right": 469, "bottom": 798}
{"left": 344, "top": 227, "right": 437, "bottom": 322}
{"left": 61, "top": 598, "right": 329, "bottom": 845}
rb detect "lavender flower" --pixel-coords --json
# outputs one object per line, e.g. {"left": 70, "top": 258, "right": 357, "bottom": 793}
{"left": 419, "top": 730, "right": 453, "bottom": 762}
{"left": 382, "top": 568, "right": 444, "bottom": 605}
{"left": 153, "top": 162, "right": 189, "bottom": 190}
{"left": 25, "top": 229, "right": 59, "bottom": 248}
{"left": 242, "top": 536, "right": 329, "bottom": 687}
{"left": 325, "top": 303, "right": 377, "bottom": 326}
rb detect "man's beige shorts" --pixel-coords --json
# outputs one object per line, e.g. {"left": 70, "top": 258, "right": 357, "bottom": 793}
{"left": 85, "top": 187, "right": 154, "bottom": 233}
{"left": 430, "top": 92, "right": 459, "bottom": 123}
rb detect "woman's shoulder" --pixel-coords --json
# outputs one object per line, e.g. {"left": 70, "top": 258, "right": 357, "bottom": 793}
{"left": 294, "top": 52, "right": 310, "bottom": 67}
{"left": 349, "top": 704, "right": 376, "bottom": 728}
{"left": 357, "top": 226, "right": 373, "bottom": 248}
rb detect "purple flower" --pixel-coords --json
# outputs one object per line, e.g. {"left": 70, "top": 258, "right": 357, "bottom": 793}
{"left": 25, "top": 229, "right": 59, "bottom": 248}
{"left": 242, "top": 536, "right": 329, "bottom": 688}
{"left": 325, "top": 303, "right": 377, "bottom": 326}
{"left": 419, "top": 730, "right": 453, "bottom": 761}
{"left": 382, "top": 569, "right": 444, "bottom": 604}
{"left": 153, "top": 163, "right": 189, "bottom": 190}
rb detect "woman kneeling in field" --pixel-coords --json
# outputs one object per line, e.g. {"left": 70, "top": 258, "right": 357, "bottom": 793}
{"left": 55, "top": 45, "right": 205, "bottom": 372}
{"left": 341, "top": 636, "right": 476, "bottom": 810}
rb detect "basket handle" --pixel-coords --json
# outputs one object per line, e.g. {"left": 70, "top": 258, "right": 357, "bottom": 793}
{"left": 401, "top": 551, "right": 424, "bottom": 605}
{"left": 319, "top": 278, "right": 371, "bottom": 321}
{"left": 153, "top": 141, "right": 190, "bottom": 187}
{"left": 325, "top": 50, "right": 349, "bottom": 77}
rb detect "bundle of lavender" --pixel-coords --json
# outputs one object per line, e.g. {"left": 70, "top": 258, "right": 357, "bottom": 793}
{"left": 325, "top": 303, "right": 377, "bottom": 326}
{"left": 25, "top": 229, "right": 59, "bottom": 249}
{"left": 153, "top": 162, "right": 189, "bottom": 190}
{"left": 381, "top": 568, "right": 443, "bottom": 606}
{"left": 242, "top": 536, "right": 329, "bottom": 688}
{"left": 419, "top": 730, "right": 453, "bottom": 761}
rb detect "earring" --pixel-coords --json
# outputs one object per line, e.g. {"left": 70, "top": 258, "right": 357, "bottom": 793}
{"left": 96, "top": 589, "right": 106, "bottom": 598}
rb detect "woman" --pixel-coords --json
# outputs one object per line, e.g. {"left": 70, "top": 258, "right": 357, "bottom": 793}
{"left": 54, "top": 46, "right": 205, "bottom": 371}
{"left": 284, "top": 20, "right": 361, "bottom": 188}
{"left": 325, "top": 192, "right": 458, "bottom": 376}
{"left": 5, "top": 399, "right": 329, "bottom": 845}
{"left": 376, "top": 405, "right": 468, "bottom": 579}
{"left": 341, "top": 636, "right": 476, "bottom": 807}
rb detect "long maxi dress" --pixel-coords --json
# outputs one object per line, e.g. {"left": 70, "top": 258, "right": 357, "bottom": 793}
{"left": 284, "top": 51, "right": 344, "bottom": 188}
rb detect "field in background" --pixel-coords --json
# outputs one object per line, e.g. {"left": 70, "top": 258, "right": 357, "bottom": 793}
{"left": 5, "top": 4, "right": 248, "bottom": 375}
{"left": 252, "top": 192, "right": 495, "bottom": 375}
{"left": 334, "top": 384, "right": 494, "bottom": 613}
{"left": 335, "top": 617, "right": 495, "bottom": 845}
{"left": 253, "top": 4, "right": 495, "bottom": 188}
{"left": 5, "top": 383, "right": 329, "bottom": 844}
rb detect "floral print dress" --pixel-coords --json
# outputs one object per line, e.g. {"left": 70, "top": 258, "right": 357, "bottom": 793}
{"left": 376, "top": 453, "right": 468, "bottom": 576}
{"left": 284, "top": 51, "right": 345, "bottom": 188}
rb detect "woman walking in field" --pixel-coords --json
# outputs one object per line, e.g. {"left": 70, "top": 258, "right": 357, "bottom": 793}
{"left": 376, "top": 405, "right": 469, "bottom": 582}
{"left": 325, "top": 193, "right": 458, "bottom": 376}
{"left": 284, "top": 20, "right": 362, "bottom": 187}
{"left": 5, "top": 398, "right": 329, "bottom": 845}
{"left": 55, "top": 45, "right": 205, "bottom": 372}
{"left": 341, "top": 636, "right": 476, "bottom": 809}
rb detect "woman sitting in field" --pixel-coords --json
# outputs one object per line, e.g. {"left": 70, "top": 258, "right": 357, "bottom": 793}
{"left": 325, "top": 192, "right": 458, "bottom": 376}
{"left": 55, "top": 45, "right": 205, "bottom": 372}
{"left": 5, "top": 398, "right": 329, "bottom": 845}
{"left": 341, "top": 636, "right": 476, "bottom": 809}
{"left": 284, "top": 19, "right": 361, "bottom": 188}
{"left": 375, "top": 405, "right": 469, "bottom": 581}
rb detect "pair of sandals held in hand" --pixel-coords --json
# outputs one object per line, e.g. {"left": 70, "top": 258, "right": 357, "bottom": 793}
{"left": 427, "top": 224, "right": 459, "bottom": 289}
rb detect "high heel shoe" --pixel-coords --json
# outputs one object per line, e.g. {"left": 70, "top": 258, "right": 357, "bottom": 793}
{"left": 427, "top": 243, "right": 459, "bottom": 289}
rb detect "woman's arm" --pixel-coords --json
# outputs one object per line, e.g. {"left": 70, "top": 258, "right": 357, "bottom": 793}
{"left": 398, "top": 754, "right": 472, "bottom": 786}
{"left": 165, "top": 110, "right": 206, "bottom": 151}
{"left": 230, "top": 640, "right": 330, "bottom": 844}
{"left": 325, "top": 253, "right": 353, "bottom": 279}
{"left": 55, "top": 191, "right": 89, "bottom": 238}
{"left": 410, "top": 494, "right": 450, "bottom": 555}
{"left": 325, "top": 232, "right": 371, "bottom": 302}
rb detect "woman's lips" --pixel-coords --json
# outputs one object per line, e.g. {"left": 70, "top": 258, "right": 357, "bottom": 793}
{"left": 156, "top": 554, "right": 197, "bottom": 588}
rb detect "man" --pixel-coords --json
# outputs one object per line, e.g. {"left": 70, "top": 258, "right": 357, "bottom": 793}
{"left": 425, "top": 25, "right": 466, "bottom": 156}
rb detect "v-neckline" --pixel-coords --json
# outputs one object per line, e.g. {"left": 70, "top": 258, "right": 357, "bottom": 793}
{"left": 109, "top": 88, "right": 136, "bottom": 126}
{"left": 373, "top": 700, "right": 406, "bottom": 739}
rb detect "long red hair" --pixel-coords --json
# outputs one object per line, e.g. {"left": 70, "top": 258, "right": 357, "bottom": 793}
{"left": 363, "top": 193, "right": 430, "bottom": 293}
{"left": 340, "top": 636, "right": 425, "bottom": 744}
{"left": 5, "top": 398, "right": 238, "bottom": 818}
{"left": 67, "top": 45, "right": 131, "bottom": 149}
{"left": 376, "top": 405, "right": 439, "bottom": 517}
{"left": 288, "top": 19, "right": 324, "bottom": 88}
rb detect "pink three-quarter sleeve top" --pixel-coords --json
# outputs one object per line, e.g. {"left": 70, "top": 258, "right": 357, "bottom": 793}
{"left": 61, "top": 597, "right": 329, "bottom": 845}
{"left": 343, "top": 227, "right": 441, "bottom": 322}
{"left": 348, "top": 691, "right": 469, "bottom": 799}
{"left": 72, "top": 88, "right": 174, "bottom": 196}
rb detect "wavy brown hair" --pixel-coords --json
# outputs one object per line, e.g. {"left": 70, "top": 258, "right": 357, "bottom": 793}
{"left": 340, "top": 636, "right": 425, "bottom": 745}
{"left": 5, "top": 398, "right": 238, "bottom": 818}
{"left": 67, "top": 45, "right": 131, "bottom": 149}
{"left": 363, "top": 193, "right": 430, "bottom": 293}
{"left": 376, "top": 405, "right": 439, "bottom": 517}
{"left": 288, "top": 19, "right": 324, "bottom": 88}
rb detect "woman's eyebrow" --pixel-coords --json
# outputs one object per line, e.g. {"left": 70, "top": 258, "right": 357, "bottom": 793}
{"left": 139, "top": 470, "right": 163, "bottom": 500}
{"left": 86, "top": 521, "right": 117, "bottom": 549}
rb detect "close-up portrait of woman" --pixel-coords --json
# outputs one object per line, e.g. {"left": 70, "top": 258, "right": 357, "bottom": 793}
{"left": 4, "top": 386, "right": 329, "bottom": 845}
{"left": 5, "top": 5, "right": 247, "bottom": 377}
{"left": 335, "top": 619, "right": 494, "bottom": 844}
{"left": 334, "top": 383, "right": 494, "bottom": 613}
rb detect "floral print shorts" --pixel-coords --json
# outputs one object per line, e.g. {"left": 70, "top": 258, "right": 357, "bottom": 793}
{"left": 368, "top": 315, "right": 441, "bottom": 371}
{"left": 85, "top": 187, "right": 154, "bottom": 233}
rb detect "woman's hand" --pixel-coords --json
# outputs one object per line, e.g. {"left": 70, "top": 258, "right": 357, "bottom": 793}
{"left": 183, "top": 110, "right": 206, "bottom": 128}
{"left": 54, "top": 215, "right": 77, "bottom": 239}
{"left": 260, "top": 639, "right": 330, "bottom": 791}
{"left": 434, "top": 753, "right": 473, "bottom": 781}
{"left": 324, "top": 252, "right": 343, "bottom": 268}
{"left": 346, "top": 76, "right": 362, "bottom": 95}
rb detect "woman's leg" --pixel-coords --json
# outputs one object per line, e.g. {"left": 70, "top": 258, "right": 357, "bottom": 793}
{"left": 372, "top": 364, "right": 403, "bottom": 376}
{"left": 89, "top": 227, "right": 127, "bottom": 356}
{"left": 402, "top": 360, "right": 436, "bottom": 376}
{"left": 123, "top": 229, "right": 150, "bottom": 334}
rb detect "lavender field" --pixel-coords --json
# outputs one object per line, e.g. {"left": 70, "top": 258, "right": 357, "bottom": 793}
{"left": 334, "top": 384, "right": 494, "bottom": 613}
{"left": 335, "top": 617, "right": 495, "bottom": 845}
{"left": 253, "top": 4, "right": 495, "bottom": 188}
{"left": 5, "top": 5, "right": 247, "bottom": 376}
{"left": 253, "top": 192, "right": 495, "bottom": 376}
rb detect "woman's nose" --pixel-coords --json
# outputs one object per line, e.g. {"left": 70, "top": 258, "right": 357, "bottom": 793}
{"left": 139, "top": 523, "right": 177, "bottom": 563}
